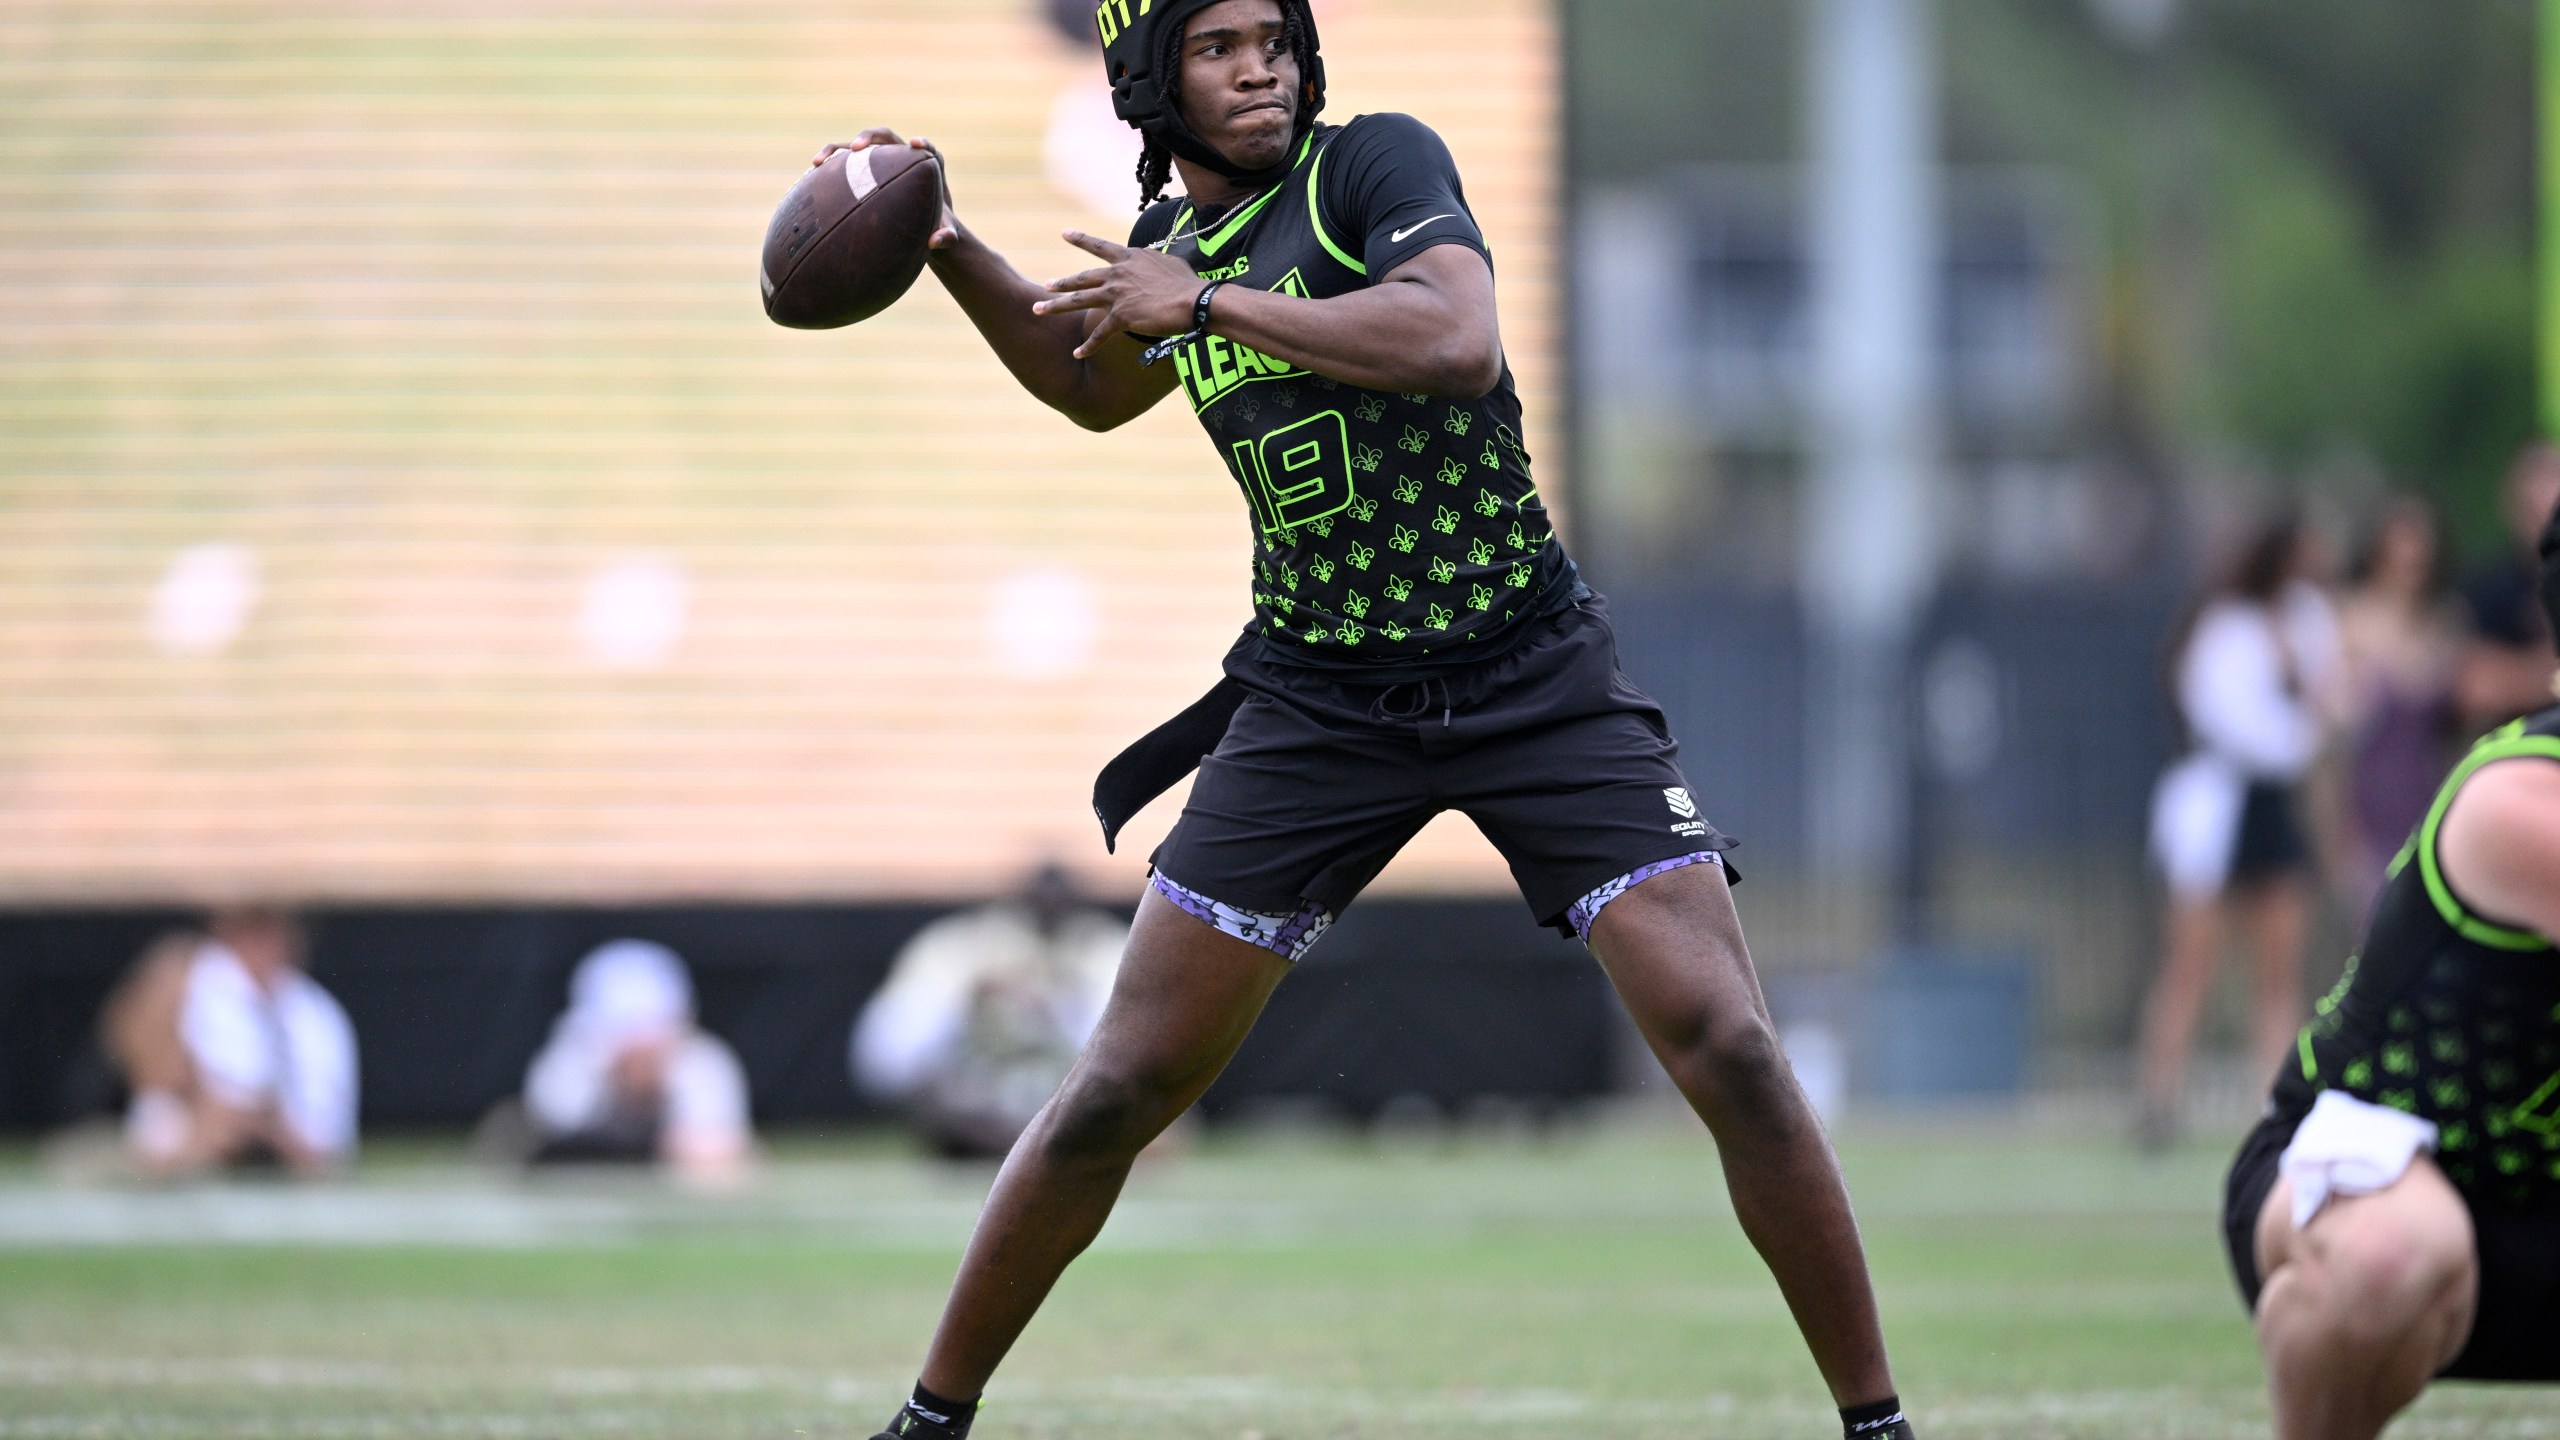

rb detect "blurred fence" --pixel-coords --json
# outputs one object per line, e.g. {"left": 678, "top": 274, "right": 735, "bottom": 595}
{"left": 0, "top": 900, "right": 1612, "bottom": 1132}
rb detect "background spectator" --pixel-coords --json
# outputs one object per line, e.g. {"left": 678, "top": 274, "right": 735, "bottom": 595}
{"left": 2138, "top": 518, "right": 2344, "bottom": 1147}
{"left": 2456, "top": 443, "right": 2560, "bottom": 732}
{"left": 852, "top": 864, "right": 1126, "bottom": 1159}
{"left": 502, "top": 939, "right": 755, "bottom": 1185}
{"left": 2333, "top": 494, "right": 2461, "bottom": 911}
{"left": 99, "top": 906, "right": 356, "bottom": 1179}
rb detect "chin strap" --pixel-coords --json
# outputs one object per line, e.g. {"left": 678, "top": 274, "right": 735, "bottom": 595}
{"left": 1154, "top": 117, "right": 1299, "bottom": 183}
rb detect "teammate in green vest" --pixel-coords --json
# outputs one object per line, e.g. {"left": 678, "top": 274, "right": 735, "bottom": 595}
{"left": 2224, "top": 494, "right": 2560, "bottom": 1438}
{"left": 821, "top": 4, "right": 1914, "bottom": 1438}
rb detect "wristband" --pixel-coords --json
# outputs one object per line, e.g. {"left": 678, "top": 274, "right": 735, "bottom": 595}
{"left": 1139, "top": 279, "right": 1227, "bottom": 367}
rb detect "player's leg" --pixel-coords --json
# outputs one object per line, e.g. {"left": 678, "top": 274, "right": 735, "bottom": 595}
{"left": 2240, "top": 878, "right": 2311, "bottom": 1088}
{"left": 2136, "top": 894, "right": 2227, "bottom": 1141}
{"left": 912, "top": 889, "right": 1292, "bottom": 1402}
{"left": 2250, "top": 1159, "right": 2476, "bottom": 1440}
{"left": 1584, "top": 861, "right": 1898, "bottom": 1412}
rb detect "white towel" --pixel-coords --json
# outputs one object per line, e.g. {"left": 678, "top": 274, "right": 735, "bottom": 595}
{"left": 2281, "top": 1089, "right": 2441, "bottom": 1230}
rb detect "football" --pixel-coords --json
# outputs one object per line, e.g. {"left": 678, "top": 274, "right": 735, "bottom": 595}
{"left": 759, "top": 143, "right": 942, "bottom": 330}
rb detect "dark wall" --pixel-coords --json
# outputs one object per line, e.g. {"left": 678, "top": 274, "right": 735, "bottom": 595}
{"left": 1604, "top": 581, "right": 2180, "bottom": 863}
{"left": 0, "top": 898, "right": 1616, "bottom": 1133}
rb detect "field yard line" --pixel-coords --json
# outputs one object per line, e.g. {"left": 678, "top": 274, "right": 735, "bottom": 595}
{"left": 0, "top": 1351, "right": 862, "bottom": 1397}
{"left": 0, "top": 1351, "right": 1831, "bottom": 1414}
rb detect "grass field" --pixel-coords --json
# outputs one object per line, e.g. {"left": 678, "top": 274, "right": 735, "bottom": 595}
{"left": 1, "top": 1117, "right": 2553, "bottom": 1439}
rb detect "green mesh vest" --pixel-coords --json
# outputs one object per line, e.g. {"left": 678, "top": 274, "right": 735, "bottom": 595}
{"left": 2279, "top": 705, "right": 2560, "bottom": 1205}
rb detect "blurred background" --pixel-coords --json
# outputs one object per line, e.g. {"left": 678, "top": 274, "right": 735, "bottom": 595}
{"left": 8, "top": 0, "right": 2546, "bottom": 1140}
{"left": 7, "top": 2, "right": 2559, "bottom": 1435}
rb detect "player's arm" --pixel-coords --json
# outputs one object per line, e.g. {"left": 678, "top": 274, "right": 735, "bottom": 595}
{"left": 1038, "top": 113, "right": 1505, "bottom": 398}
{"left": 2438, "top": 756, "right": 2560, "bottom": 941}
{"left": 1037, "top": 234, "right": 1501, "bottom": 399}
{"left": 811, "top": 132, "right": 1176, "bottom": 432}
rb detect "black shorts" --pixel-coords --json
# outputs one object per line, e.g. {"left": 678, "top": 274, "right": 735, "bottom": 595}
{"left": 2229, "top": 781, "right": 2312, "bottom": 886}
{"left": 2225, "top": 1108, "right": 2560, "bottom": 1381}
{"left": 1150, "top": 591, "right": 1732, "bottom": 941}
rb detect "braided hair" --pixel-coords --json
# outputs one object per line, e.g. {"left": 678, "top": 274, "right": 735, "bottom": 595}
{"left": 1135, "top": 137, "right": 1174, "bottom": 212}
{"left": 1134, "top": 5, "right": 1310, "bottom": 211}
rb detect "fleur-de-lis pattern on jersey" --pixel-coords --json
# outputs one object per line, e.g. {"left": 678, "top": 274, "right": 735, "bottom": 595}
{"left": 1139, "top": 145, "right": 1565, "bottom": 660}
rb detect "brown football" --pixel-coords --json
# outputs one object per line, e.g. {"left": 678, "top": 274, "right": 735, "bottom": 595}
{"left": 760, "top": 144, "right": 942, "bottom": 330}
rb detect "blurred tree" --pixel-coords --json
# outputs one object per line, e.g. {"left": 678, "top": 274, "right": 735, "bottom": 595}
{"left": 1566, "top": 0, "right": 1802, "bottom": 175}
{"left": 1573, "top": 0, "right": 2540, "bottom": 554}
{"left": 1952, "top": 0, "right": 2538, "bottom": 552}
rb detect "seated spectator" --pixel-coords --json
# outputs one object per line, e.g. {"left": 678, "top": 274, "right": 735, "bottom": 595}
{"left": 513, "top": 939, "right": 753, "bottom": 1184}
{"left": 99, "top": 906, "right": 357, "bottom": 1179}
{"left": 852, "top": 864, "right": 1127, "bottom": 1159}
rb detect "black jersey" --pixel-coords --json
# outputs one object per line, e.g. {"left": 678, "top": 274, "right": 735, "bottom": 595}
{"left": 2275, "top": 706, "right": 2560, "bottom": 1206}
{"left": 1127, "top": 114, "right": 1572, "bottom": 672}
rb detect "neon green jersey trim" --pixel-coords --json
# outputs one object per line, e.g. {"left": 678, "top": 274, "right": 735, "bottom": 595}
{"left": 2415, "top": 720, "right": 2560, "bottom": 952}
{"left": 1305, "top": 141, "right": 1368, "bottom": 276}
{"left": 1193, "top": 132, "right": 1313, "bottom": 261}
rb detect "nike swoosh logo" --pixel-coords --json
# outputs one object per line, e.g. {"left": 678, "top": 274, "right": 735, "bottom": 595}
{"left": 1390, "top": 214, "right": 1456, "bottom": 244}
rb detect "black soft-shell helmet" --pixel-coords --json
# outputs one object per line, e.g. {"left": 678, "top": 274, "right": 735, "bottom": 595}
{"left": 1096, "top": 0, "right": 1326, "bottom": 181}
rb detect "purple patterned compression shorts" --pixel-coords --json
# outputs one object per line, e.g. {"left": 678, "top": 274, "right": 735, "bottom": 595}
{"left": 1561, "top": 850, "right": 1722, "bottom": 941}
{"left": 1150, "top": 872, "right": 1335, "bottom": 963}
{"left": 1153, "top": 849, "right": 1723, "bottom": 962}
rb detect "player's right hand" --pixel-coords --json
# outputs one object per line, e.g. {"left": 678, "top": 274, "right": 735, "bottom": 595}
{"left": 811, "top": 129, "right": 959, "bottom": 249}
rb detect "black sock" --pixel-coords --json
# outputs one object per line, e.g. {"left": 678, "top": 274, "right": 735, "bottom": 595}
{"left": 1840, "top": 1394, "right": 1912, "bottom": 1439}
{"left": 885, "top": 1382, "right": 979, "bottom": 1440}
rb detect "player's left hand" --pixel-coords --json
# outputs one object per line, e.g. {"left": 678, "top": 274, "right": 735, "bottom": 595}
{"left": 1034, "top": 231, "right": 1207, "bottom": 359}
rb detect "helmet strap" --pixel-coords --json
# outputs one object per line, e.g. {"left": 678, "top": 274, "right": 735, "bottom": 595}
{"left": 1152, "top": 113, "right": 1302, "bottom": 184}
{"left": 1142, "top": 0, "right": 1321, "bottom": 187}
